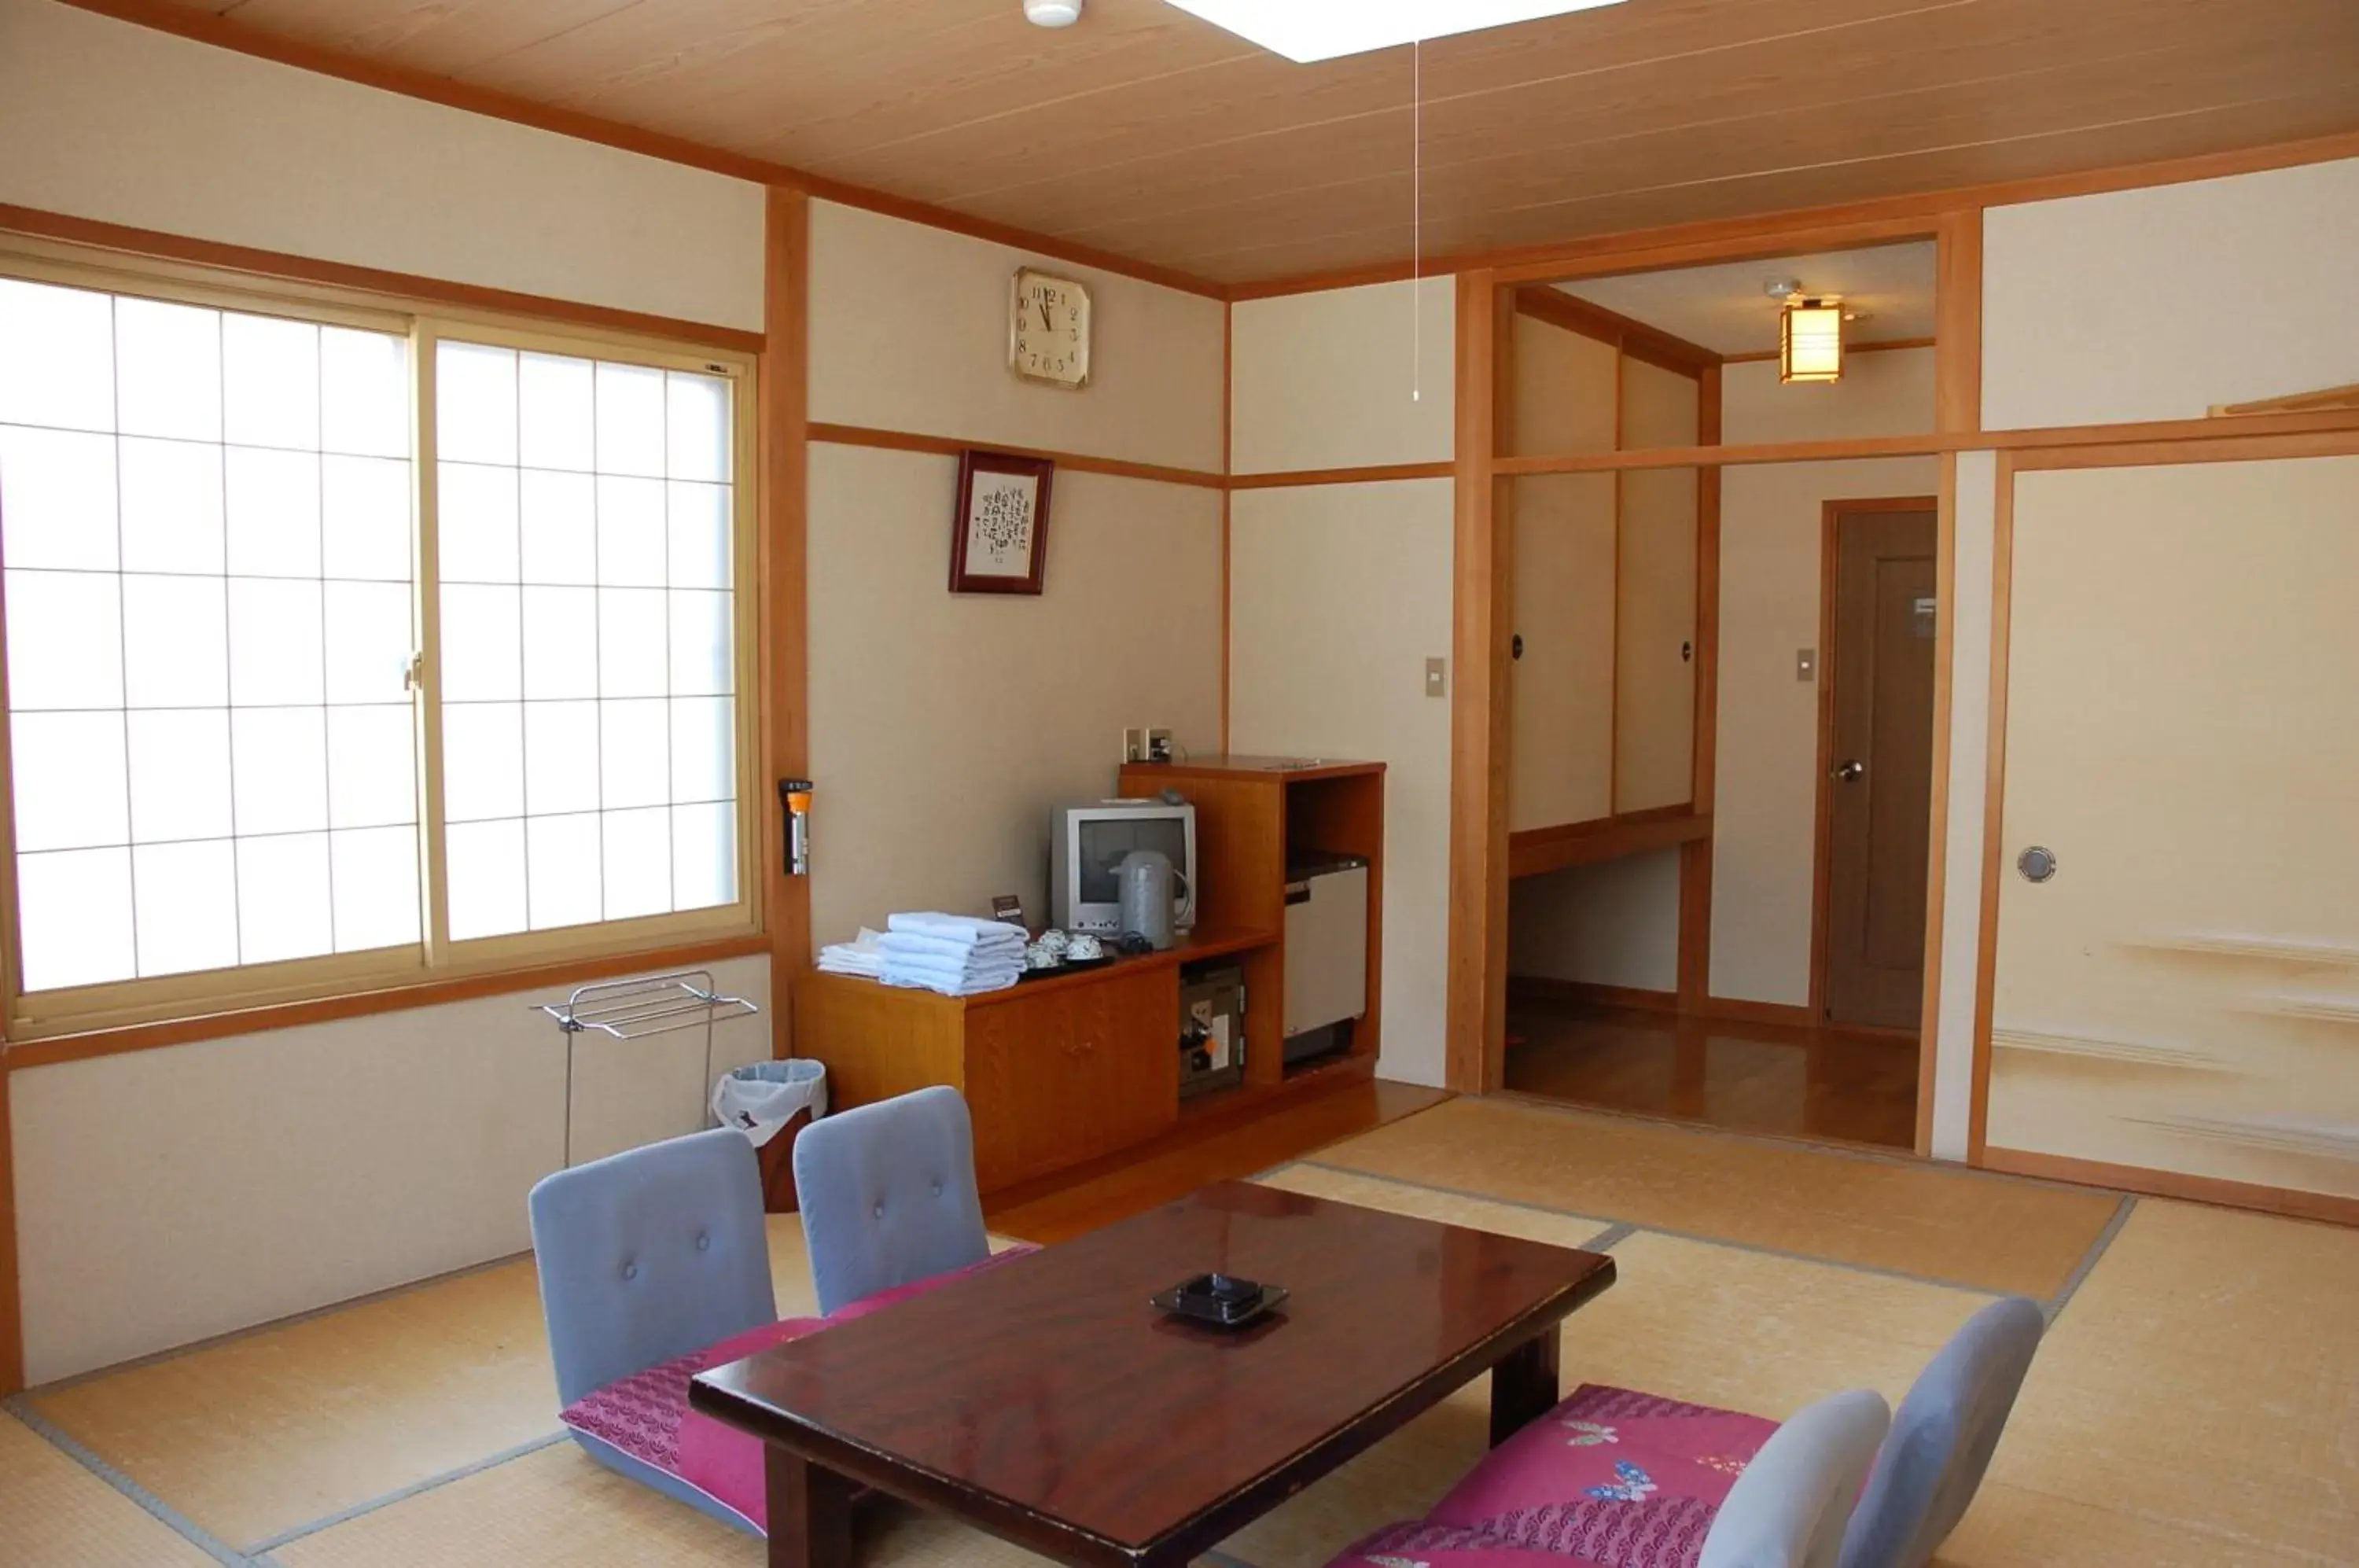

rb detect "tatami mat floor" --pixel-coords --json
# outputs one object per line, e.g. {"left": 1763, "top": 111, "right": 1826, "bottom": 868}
{"left": 7, "top": 1095, "right": 2356, "bottom": 1568}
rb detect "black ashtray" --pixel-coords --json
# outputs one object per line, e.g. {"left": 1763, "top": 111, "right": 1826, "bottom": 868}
{"left": 1151, "top": 1272, "right": 1288, "bottom": 1328}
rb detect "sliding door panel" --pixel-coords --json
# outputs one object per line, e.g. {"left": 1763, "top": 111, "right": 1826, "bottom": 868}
{"left": 1989, "top": 455, "right": 2359, "bottom": 1200}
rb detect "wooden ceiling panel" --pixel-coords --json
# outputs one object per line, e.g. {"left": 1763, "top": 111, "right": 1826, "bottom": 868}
{"left": 983, "top": 6, "right": 2315, "bottom": 242}
{"left": 128, "top": 0, "right": 2359, "bottom": 283}
{"left": 1067, "top": 38, "right": 2359, "bottom": 261}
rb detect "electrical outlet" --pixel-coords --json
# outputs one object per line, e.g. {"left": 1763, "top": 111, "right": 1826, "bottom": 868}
{"left": 1146, "top": 727, "right": 1175, "bottom": 764}
{"left": 1425, "top": 657, "right": 1448, "bottom": 698}
{"left": 1796, "top": 648, "right": 1818, "bottom": 683}
{"left": 1123, "top": 728, "right": 1148, "bottom": 763}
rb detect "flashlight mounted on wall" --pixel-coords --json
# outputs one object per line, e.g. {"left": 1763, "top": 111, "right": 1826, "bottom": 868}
{"left": 778, "top": 779, "right": 813, "bottom": 877}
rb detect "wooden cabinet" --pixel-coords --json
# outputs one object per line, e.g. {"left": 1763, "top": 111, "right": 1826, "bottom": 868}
{"left": 965, "top": 967, "right": 1177, "bottom": 1191}
{"left": 792, "top": 756, "right": 1386, "bottom": 1195}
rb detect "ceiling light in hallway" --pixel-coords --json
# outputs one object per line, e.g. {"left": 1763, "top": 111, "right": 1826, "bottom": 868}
{"left": 1161, "top": 0, "right": 1630, "bottom": 63}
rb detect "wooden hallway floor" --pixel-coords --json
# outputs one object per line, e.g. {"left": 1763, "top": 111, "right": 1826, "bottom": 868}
{"left": 1505, "top": 993, "right": 1919, "bottom": 1151}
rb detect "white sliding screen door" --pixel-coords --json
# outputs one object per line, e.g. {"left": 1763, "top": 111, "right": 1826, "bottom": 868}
{"left": 1986, "top": 453, "right": 2359, "bottom": 1201}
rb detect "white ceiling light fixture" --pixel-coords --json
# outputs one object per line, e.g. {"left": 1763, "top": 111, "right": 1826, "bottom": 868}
{"left": 1161, "top": 0, "right": 1628, "bottom": 64}
{"left": 1025, "top": 0, "right": 1083, "bottom": 28}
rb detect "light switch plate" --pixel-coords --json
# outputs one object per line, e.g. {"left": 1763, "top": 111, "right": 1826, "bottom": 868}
{"left": 1123, "top": 727, "right": 1148, "bottom": 763}
{"left": 1425, "top": 657, "right": 1448, "bottom": 698}
{"left": 1796, "top": 648, "right": 1818, "bottom": 683}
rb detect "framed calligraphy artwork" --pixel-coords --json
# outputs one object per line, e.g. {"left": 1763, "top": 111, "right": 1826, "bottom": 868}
{"left": 949, "top": 450, "right": 1055, "bottom": 596}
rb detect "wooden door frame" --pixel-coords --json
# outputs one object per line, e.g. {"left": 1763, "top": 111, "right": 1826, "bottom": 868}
{"left": 1448, "top": 206, "right": 1974, "bottom": 1129}
{"left": 1808, "top": 495, "right": 1943, "bottom": 1032}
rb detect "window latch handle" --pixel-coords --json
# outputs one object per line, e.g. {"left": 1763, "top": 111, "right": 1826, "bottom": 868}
{"left": 403, "top": 651, "right": 425, "bottom": 694}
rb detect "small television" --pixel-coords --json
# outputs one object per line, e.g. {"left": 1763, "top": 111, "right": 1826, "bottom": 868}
{"left": 1050, "top": 801, "right": 1198, "bottom": 935}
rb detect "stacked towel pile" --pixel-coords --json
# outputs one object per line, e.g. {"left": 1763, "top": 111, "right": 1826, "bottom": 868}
{"left": 817, "top": 928, "right": 886, "bottom": 980}
{"left": 879, "top": 913, "right": 1027, "bottom": 997}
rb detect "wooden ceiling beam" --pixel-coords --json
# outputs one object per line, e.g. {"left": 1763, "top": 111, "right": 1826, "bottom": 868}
{"left": 1513, "top": 286, "right": 1719, "bottom": 377}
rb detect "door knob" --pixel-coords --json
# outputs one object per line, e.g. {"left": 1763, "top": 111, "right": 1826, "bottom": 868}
{"left": 1832, "top": 760, "right": 1867, "bottom": 782}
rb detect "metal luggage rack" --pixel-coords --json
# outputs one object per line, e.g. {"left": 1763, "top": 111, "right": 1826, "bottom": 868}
{"left": 536, "top": 970, "right": 762, "bottom": 1167}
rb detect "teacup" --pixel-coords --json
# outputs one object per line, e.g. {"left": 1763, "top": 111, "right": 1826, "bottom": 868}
{"left": 1065, "top": 933, "right": 1106, "bottom": 962}
{"left": 1024, "top": 941, "right": 1062, "bottom": 970}
{"left": 1037, "top": 929, "right": 1073, "bottom": 955}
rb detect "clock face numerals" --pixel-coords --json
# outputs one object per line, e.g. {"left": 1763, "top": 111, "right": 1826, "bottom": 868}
{"left": 1011, "top": 270, "right": 1091, "bottom": 388}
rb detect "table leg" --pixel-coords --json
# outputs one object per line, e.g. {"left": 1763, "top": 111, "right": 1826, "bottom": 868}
{"left": 1489, "top": 1324, "right": 1562, "bottom": 1446}
{"left": 767, "top": 1446, "right": 856, "bottom": 1568}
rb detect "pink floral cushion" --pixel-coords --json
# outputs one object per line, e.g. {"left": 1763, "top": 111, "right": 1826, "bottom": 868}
{"left": 567, "top": 1246, "right": 1048, "bottom": 1533}
{"left": 562, "top": 1316, "right": 827, "bottom": 1529}
{"left": 1327, "top": 1386, "right": 1777, "bottom": 1568}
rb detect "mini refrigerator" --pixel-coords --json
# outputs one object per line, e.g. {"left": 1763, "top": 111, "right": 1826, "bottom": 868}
{"left": 1283, "top": 855, "right": 1369, "bottom": 1064}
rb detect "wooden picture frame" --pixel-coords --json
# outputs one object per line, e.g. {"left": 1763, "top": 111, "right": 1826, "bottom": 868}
{"left": 950, "top": 450, "right": 1055, "bottom": 595}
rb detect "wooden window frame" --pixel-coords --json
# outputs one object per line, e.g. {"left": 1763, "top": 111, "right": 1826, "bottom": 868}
{"left": 0, "top": 241, "right": 764, "bottom": 1044}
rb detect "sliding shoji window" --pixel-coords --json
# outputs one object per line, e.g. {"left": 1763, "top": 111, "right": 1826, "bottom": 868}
{"left": 0, "top": 278, "right": 418, "bottom": 993}
{"left": 0, "top": 258, "right": 756, "bottom": 1033}
{"left": 432, "top": 338, "right": 742, "bottom": 942}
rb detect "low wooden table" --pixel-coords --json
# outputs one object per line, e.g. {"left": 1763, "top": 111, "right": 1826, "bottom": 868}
{"left": 691, "top": 1182, "right": 1617, "bottom": 1568}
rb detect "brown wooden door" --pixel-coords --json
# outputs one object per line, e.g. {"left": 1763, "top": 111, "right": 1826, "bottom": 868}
{"left": 1820, "top": 502, "right": 1938, "bottom": 1030}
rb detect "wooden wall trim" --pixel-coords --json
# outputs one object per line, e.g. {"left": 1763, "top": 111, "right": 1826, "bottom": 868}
{"left": 1676, "top": 366, "right": 1723, "bottom": 1010}
{"left": 1967, "top": 455, "right": 2018, "bottom": 1162}
{"left": 1720, "top": 336, "right": 1936, "bottom": 366}
{"left": 1916, "top": 455, "right": 1961, "bottom": 1156}
{"left": 1982, "top": 1145, "right": 2359, "bottom": 1228}
{"left": 764, "top": 187, "right": 812, "bottom": 1058}
{"left": 1228, "top": 128, "right": 2359, "bottom": 301}
{"left": 1, "top": 934, "right": 772, "bottom": 1071}
{"left": 50, "top": 0, "right": 1228, "bottom": 303}
{"left": 0, "top": 203, "right": 767, "bottom": 355}
{"left": 1509, "top": 811, "right": 1713, "bottom": 882}
{"left": 1446, "top": 272, "right": 1512, "bottom": 1094}
{"left": 0, "top": 1062, "right": 19, "bottom": 1397}
{"left": 1935, "top": 210, "right": 1985, "bottom": 434}
{"left": 1485, "top": 405, "right": 2359, "bottom": 477}
{"left": 1228, "top": 462, "right": 1458, "bottom": 490}
{"left": 1220, "top": 304, "right": 1234, "bottom": 753}
{"left": 807, "top": 423, "right": 1227, "bottom": 490}
{"left": 1514, "top": 286, "right": 1717, "bottom": 376}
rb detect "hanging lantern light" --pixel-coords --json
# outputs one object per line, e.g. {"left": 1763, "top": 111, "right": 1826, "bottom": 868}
{"left": 1780, "top": 296, "right": 1846, "bottom": 385}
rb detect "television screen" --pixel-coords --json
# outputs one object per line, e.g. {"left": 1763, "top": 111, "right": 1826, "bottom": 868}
{"left": 1077, "top": 815, "right": 1190, "bottom": 904}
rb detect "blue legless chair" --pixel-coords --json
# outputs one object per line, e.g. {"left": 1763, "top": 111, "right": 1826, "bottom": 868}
{"left": 1700, "top": 1389, "right": 1893, "bottom": 1568}
{"left": 792, "top": 1085, "right": 992, "bottom": 1316}
{"left": 1838, "top": 1295, "right": 2048, "bottom": 1568}
{"left": 528, "top": 1128, "right": 777, "bottom": 1529}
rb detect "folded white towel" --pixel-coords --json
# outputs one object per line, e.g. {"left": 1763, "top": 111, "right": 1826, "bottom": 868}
{"left": 818, "top": 928, "right": 888, "bottom": 978}
{"left": 882, "top": 951, "right": 1024, "bottom": 988}
{"left": 887, "top": 913, "right": 1029, "bottom": 948}
{"left": 880, "top": 929, "right": 1021, "bottom": 965}
{"left": 882, "top": 966, "right": 1021, "bottom": 998}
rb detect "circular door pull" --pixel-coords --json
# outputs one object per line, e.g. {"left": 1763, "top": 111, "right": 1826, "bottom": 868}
{"left": 1832, "top": 760, "right": 1867, "bottom": 782}
{"left": 2018, "top": 846, "right": 2059, "bottom": 884}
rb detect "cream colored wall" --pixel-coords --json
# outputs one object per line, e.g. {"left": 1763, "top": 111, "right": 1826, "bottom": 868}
{"left": 804, "top": 202, "right": 1227, "bottom": 944}
{"left": 1982, "top": 158, "right": 2359, "bottom": 430}
{"left": 1710, "top": 456, "right": 1941, "bottom": 1007}
{"left": 1723, "top": 348, "right": 1937, "bottom": 444}
{"left": 1616, "top": 361, "right": 1701, "bottom": 813}
{"left": 1510, "top": 475, "right": 1617, "bottom": 834}
{"left": 808, "top": 201, "right": 1224, "bottom": 473}
{"left": 12, "top": 955, "right": 770, "bottom": 1383}
{"left": 1228, "top": 480, "right": 1454, "bottom": 1088}
{"left": 1987, "top": 456, "right": 2359, "bottom": 1197}
{"left": 1509, "top": 849, "right": 1684, "bottom": 992}
{"left": 0, "top": 0, "right": 767, "bottom": 331}
{"left": 1229, "top": 279, "right": 1456, "bottom": 474}
{"left": 1509, "top": 316, "right": 1618, "bottom": 834}
{"left": 807, "top": 447, "right": 1221, "bottom": 939}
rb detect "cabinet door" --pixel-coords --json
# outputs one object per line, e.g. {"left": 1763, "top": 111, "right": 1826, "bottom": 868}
{"left": 966, "top": 968, "right": 1179, "bottom": 1191}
